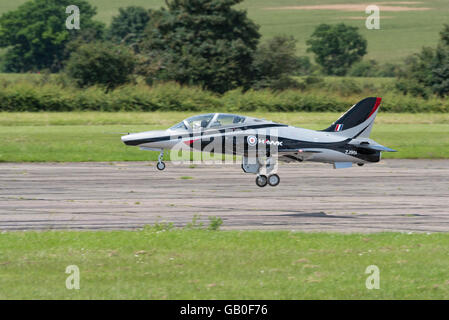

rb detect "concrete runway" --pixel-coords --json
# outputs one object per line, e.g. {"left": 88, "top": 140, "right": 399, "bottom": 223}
{"left": 1, "top": 160, "right": 448, "bottom": 233}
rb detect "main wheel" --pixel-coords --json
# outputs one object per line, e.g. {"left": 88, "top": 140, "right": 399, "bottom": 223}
{"left": 255, "top": 175, "right": 268, "bottom": 187}
{"left": 357, "top": 163, "right": 364, "bottom": 167}
{"left": 157, "top": 162, "right": 166, "bottom": 171}
{"left": 268, "top": 174, "right": 280, "bottom": 187}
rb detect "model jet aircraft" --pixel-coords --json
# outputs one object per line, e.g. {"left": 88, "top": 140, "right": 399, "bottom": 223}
{"left": 121, "top": 97, "right": 396, "bottom": 187}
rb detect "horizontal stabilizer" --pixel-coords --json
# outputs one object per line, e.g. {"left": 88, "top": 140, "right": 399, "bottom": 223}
{"left": 358, "top": 144, "right": 397, "bottom": 152}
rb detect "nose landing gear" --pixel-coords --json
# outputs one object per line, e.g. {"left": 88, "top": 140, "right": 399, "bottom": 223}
{"left": 157, "top": 150, "right": 165, "bottom": 171}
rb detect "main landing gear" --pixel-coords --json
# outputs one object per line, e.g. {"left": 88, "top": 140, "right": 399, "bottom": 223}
{"left": 256, "top": 174, "right": 280, "bottom": 188}
{"left": 156, "top": 150, "right": 165, "bottom": 171}
{"left": 242, "top": 156, "right": 281, "bottom": 187}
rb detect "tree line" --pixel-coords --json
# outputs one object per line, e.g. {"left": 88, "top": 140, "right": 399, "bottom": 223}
{"left": 0, "top": 0, "right": 448, "bottom": 98}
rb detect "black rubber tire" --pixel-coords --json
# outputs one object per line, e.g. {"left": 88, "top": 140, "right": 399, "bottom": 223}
{"left": 255, "top": 175, "right": 268, "bottom": 187}
{"left": 157, "top": 162, "right": 166, "bottom": 171}
{"left": 268, "top": 174, "right": 280, "bottom": 187}
{"left": 357, "top": 163, "right": 364, "bottom": 167}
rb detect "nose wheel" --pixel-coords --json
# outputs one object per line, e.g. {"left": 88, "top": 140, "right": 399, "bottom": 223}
{"left": 156, "top": 150, "right": 165, "bottom": 171}
{"left": 255, "top": 174, "right": 280, "bottom": 187}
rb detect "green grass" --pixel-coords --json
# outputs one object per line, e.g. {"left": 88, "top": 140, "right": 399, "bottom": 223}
{"left": 0, "top": 229, "right": 448, "bottom": 299}
{"left": 0, "top": 72, "right": 44, "bottom": 81}
{"left": 1, "top": 0, "right": 449, "bottom": 63}
{"left": 0, "top": 73, "right": 395, "bottom": 87}
{"left": 309, "top": 76, "right": 395, "bottom": 87}
{"left": 0, "top": 112, "right": 448, "bottom": 162}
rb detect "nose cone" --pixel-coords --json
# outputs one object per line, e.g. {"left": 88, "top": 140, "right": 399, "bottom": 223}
{"left": 121, "top": 134, "right": 135, "bottom": 145}
{"left": 121, "top": 130, "right": 169, "bottom": 146}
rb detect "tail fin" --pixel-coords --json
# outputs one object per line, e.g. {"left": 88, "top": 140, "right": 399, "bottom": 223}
{"left": 323, "top": 97, "right": 382, "bottom": 139}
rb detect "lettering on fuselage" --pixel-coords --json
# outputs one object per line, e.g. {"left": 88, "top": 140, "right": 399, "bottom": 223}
{"left": 257, "top": 138, "right": 283, "bottom": 146}
{"left": 345, "top": 149, "right": 358, "bottom": 156}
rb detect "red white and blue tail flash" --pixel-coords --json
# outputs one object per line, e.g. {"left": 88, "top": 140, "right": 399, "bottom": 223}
{"left": 335, "top": 124, "right": 344, "bottom": 132}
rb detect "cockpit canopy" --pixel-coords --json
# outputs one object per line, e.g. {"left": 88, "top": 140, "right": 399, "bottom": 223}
{"left": 169, "top": 113, "right": 248, "bottom": 131}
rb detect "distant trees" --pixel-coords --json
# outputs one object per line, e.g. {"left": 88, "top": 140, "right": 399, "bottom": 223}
{"left": 2, "top": 0, "right": 416, "bottom": 94}
{"left": 107, "top": 6, "right": 151, "bottom": 47}
{"left": 397, "top": 24, "right": 449, "bottom": 97}
{"left": 65, "top": 42, "right": 136, "bottom": 90}
{"left": 348, "top": 60, "right": 401, "bottom": 78}
{"left": 307, "top": 23, "right": 367, "bottom": 76}
{"left": 0, "top": 0, "right": 103, "bottom": 72}
{"left": 138, "top": 0, "right": 261, "bottom": 93}
{"left": 439, "top": 24, "right": 449, "bottom": 46}
{"left": 252, "top": 35, "right": 309, "bottom": 90}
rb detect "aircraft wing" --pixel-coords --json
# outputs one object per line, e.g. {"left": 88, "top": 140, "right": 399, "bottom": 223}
{"left": 278, "top": 149, "right": 322, "bottom": 162}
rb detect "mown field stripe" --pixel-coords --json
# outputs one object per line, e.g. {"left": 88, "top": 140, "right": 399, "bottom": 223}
{"left": 0, "top": 230, "right": 448, "bottom": 299}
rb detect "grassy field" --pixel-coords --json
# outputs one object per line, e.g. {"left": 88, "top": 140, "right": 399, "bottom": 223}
{"left": 0, "top": 229, "right": 448, "bottom": 299}
{"left": 0, "top": 112, "right": 448, "bottom": 162}
{"left": 0, "top": 72, "right": 43, "bottom": 81}
{"left": 0, "top": 72, "right": 396, "bottom": 88}
{"left": 1, "top": 0, "right": 448, "bottom": 63}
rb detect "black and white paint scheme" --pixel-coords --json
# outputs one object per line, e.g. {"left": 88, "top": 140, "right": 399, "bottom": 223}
{"left": 121, "top": 97, "right": 396, "bottom": 187}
